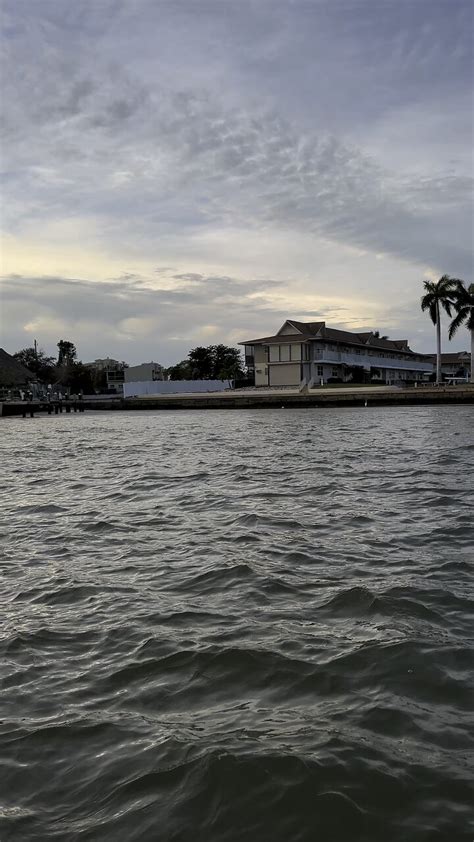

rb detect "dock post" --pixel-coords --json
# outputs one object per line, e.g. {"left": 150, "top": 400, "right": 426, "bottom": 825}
{"left": 55, "top": 404, "right": 59, "bottom": 414}
{"left": 66, "top": 404, "right": 71, "bottom": 413}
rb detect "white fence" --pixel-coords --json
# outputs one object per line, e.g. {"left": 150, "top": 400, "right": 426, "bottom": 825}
{"left": 123, "top": 379, "right": 230, "bottom": 398}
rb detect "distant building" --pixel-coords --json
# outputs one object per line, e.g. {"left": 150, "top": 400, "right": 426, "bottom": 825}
{"left": 124, "top": 362, "right": 164, "bottom": 383}
{"left": 85, "top": 358, "right": 128, "bottom": 393}
{"left": 240, "top": 320, "right": 433, "bottom": 387}
{"left": 86, "top": 357, "right": 122, "bottom": 371}
{"left": 424, "top": 352, "right": 471, "bottom": 381}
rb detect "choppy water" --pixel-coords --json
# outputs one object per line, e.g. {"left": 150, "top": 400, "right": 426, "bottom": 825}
{"left": 1, "top": 406, "right": 473, "bottom": 841}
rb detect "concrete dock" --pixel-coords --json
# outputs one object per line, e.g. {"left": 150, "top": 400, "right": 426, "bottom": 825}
{"left": 120, "top": 384, "right": 474, "bottom": 410}
{"left": 2, "top": 385, "right": 473, "bottom": 416}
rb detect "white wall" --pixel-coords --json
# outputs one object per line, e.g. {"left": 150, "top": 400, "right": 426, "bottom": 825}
{"left": 124, "top": 363, "right": 164, "bottom": 382}
{"left": 124, "top": 379, "right": 229, "bottom": 397}
{"left": 269, "top": 364, "right": 301, "bottom": 387}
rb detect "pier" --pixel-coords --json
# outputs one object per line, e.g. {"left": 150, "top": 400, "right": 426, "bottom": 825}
{"left": 0, "top": 399, "right": 86, "bottom": 417}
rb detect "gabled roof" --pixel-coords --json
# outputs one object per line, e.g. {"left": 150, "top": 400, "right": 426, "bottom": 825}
{"left": 240, "top": 332, "right": 308, "bottom": 345}
{"left": 240, "top": 321, "right": 417, "bottom": 355}
{"left": 0, "top": 348, "right": 36, "bottom": 386}
{"left": 279, "top": 320, "right": 325, "bottom": 336}
{"left": 323, "top": 327, "right": 412, "bottom": 353}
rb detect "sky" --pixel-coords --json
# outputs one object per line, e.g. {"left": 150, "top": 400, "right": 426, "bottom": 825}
{"left": 0, "top": 0, "right": 473, "bottom": 365}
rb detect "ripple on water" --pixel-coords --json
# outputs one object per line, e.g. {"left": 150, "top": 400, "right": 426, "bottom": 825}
{"left": 0, "top": 406, "right": 473, "bottom": 841}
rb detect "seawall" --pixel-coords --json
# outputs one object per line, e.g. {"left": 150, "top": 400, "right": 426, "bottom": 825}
{"left": 2, "top": 386, "right": 473, "bottom": 416}
{"left": 121, "top": 386, "right": 474, "bottom": 410}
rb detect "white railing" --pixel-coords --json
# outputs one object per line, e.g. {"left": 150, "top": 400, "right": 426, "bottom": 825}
{"left": 311, "top": 350, "right": 432, "bottom": 372}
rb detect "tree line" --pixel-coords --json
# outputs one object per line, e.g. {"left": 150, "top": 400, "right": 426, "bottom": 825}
{"left": 13, "top": 340, "right": 246, "bottom": 389}
{"left": 164, "top": 345, "right": 245, "bottom": 381}
{"left": 421, "top": 276, "right": 474, "bottom": 384}
{"left": 13, "top": 340, "right": 95, "bottom": 392}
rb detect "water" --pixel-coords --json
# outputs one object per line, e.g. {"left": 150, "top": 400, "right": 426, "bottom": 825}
{"left": 1, "top": 406, "right": 473, "bottom": 841}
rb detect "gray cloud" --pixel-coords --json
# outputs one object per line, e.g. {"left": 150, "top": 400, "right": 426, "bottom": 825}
{"left": 0, "top": 272, "right": 292, "bottom": 364}
{"left": 0, "top": 0, "right": 472, "bottom": 360}
{"left": 2, "top": 271, "right": 467, "bottom": 365}
{"left": 2, "top": 55, "right": 471, "bottom": 274}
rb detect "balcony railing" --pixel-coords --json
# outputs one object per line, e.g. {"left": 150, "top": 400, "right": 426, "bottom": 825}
{"left": 311, "top": 349, "right": 432, "bottom": 372}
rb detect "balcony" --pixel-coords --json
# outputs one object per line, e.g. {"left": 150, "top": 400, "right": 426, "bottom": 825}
{"left": 311, "top": 349, "right": 432, "bottom": 373}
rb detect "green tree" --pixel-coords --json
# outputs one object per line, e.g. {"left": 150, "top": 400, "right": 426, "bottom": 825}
{"left": 213, "top": 344, "right": 244, "bottom": 380}
{"left": 421, "top": 275, "right": 457, "bottom": 385}
{"left": 13, "top": 347, "right": 56, "bottom": 382}
{"left": 165, "top": 360, "right": 193, "bottom": 380}
{"left": 56, "top": 362, "right": 94, "bottom": 393}
{"left": 57, "top": 340, "right": 77, "bottom": 367}
{"left": 448, "top": 280, "right": 474, "bottom": 384}
{"left": 187, "top": 345, "right": 245, "bottom": 380}
{"left": 188, "top": 346, "right": 214, "bottom": 379}
{"left": 347, "top": 365, "right": 368, "bottom": 384}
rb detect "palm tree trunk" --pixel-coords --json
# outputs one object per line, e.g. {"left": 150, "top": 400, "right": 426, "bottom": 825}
{"left": 436, "top": 303, "right": 442, "bottom": 385}
{"left": 470, "top": 326, "right": 474, "bottom": 385}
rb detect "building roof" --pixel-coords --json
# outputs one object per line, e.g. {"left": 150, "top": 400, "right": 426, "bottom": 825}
{"left": 240, "top": 321, "right": 417, "bottom": 355}
{"left": 0, "top": 348, "right": 35, "bottom": 386}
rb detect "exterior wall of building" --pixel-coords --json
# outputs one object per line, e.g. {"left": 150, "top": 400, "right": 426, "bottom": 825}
{"left": 311, "top": 363, "right": 339, "bottom": 383}
{"left": 124, "top": 363, "right": 163, "bottom": 382}
{"left": 90, "top": 358, "right": 121, "bottom": 371}
{"left": 254, "top": 346, "right": 268, "bottom": 364}
{"left": 255, "top": 366, "right": 269, "bottom": 387}
{"left": 269, "top": 363, "right": 301, "bottom": 387}
{"left": 240, "top": 323, "right": 435, "bottom": 387}
{"left": 253, "top": 345, "right": 269, "bottom": 386}
{"left": 269, "top": 343, "right": 303, "bottom": 362}
{"left": 309, "top": 342, "right": 432, "bottom": 383}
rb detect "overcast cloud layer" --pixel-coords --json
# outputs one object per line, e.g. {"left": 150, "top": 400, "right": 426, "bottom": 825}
{"left": 1, "top": 0, "right": 473, "bottom": 363}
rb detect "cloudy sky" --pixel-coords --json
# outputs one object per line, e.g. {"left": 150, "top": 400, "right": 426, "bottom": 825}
{"left": 1, "top": 0, "right": 472, "bottom": 364}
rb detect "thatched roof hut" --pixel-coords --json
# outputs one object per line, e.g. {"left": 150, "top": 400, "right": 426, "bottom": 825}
{"left": 0, "top": 348, "right": 35, "bottom": 387}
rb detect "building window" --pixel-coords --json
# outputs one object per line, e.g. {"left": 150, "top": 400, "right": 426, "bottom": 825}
{"left": 290, "top": 344, "right": 302, "bottom": 361}
{"left": 317, "top": 365, "right": 323, "bottom": 376}
{"left": 332, "top": 367, "right": 339, "bottom": 377}
{"left": 280, "top": 344, "right": 290, "bottom": 362}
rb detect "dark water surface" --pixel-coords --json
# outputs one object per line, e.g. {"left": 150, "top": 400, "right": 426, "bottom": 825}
{"left": 1, "top": 406, "right": 473, "bottom": 841}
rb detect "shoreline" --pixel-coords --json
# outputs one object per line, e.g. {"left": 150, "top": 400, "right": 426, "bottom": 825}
{"left": 2, "top": 385, "right": 474, "bottom": 415}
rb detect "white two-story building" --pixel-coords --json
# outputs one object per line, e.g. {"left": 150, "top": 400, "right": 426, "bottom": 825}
{"left": 241, "top": 320, "right": 433, "bottom": 387}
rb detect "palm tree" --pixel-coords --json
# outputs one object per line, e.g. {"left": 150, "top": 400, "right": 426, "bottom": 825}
{"left": 448, "top": 280, "right": 474, "bottom": 384}
{"left": 421, "top": 275, "right": 457, "bottom": 385}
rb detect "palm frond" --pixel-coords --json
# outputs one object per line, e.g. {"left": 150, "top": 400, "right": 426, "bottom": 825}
{"left": 448, "top": 309, "right": 468, "bottom": 340}
{"left": 420, "top": 293, "right": 433, "bottom": 312}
